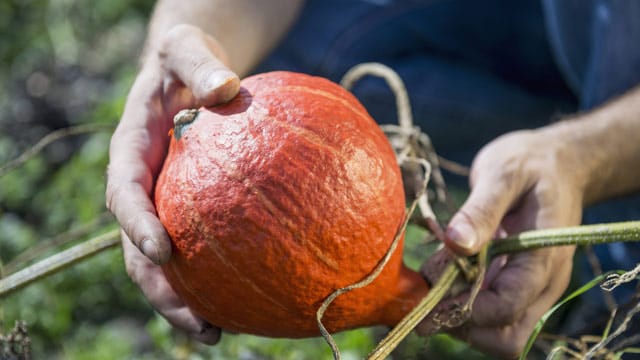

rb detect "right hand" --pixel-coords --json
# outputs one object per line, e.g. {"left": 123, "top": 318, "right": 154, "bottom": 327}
{"left": 418, "top": 128, "right": 584, "bottom": 358}
{"left": 106, "top": 24, "right": 240, "bottom": 344}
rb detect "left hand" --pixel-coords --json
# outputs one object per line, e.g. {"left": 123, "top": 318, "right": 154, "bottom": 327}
{"left": 417, "top": 128, "right": 585, "bottom": 359}
{"left": 106, "top": 24, "right": 240, "bottom": 344}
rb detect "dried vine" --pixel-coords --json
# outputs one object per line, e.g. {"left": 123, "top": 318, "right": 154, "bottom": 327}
{"left": 0, "top": 229, "right": 120, "bottom": 298}
{"left": 0, "top": 123, "right": 114, "bottom": 177}
{"left": 4, "top": 212, "right": 114, "bottom": 274}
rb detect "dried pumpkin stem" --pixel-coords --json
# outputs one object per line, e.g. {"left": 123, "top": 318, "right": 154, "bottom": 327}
{"left": 454, "top": 244, "right": 488, "bottom": 326}
{"left": 340, "top": 62, "right": 413, "bottom": 131}
{"left": 0, "top": 228, "right": 120, "bottom": 298}
{"left": 367, "top": 262, "right": 460, "bottom": 360}
{"left": 367, "top": 245, "right": 487, "bottom": 360}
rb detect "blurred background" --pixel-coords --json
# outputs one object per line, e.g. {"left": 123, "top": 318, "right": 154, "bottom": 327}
{"left": 0, "top": 1, "right": 494, "bottom": 359}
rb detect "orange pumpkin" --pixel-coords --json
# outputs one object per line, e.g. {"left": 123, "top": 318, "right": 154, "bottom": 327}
{"left": 154, "top": 71, "right": 429, "bottom": 338}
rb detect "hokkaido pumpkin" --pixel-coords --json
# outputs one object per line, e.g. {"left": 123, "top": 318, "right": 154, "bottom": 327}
{"left": 154, "top": 71, "right": 430, "bottom": 338}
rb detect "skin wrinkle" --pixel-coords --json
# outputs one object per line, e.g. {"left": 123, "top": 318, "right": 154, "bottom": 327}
{"left": 107, "top": 182, "right": 157, "bottom": 241}
{"left": 122, "top": 235, "right": 204, "bottom": 333}
{"left": 479, "top": 251, "right": 552, "bottom": 324}
{"left": 112, "top": 128, "right": 167, "bottom": 179}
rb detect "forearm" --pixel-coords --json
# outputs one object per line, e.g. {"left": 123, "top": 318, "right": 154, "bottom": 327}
{"left": 144, "top": 0, "right": 304, "bottom": 76}
{"left": 545, "top": 85, "right": 640, "bottom": 205}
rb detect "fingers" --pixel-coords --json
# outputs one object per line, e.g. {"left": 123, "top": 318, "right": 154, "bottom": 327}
{"left": 467, "top": 250, "right": 553, "bottom": 326}
{"left": 106, "top": 181, "right": 172, "bottom": 264}
{"left": 107, "top": 121, "right": 172, "bottom": 264}
{"left": 122, "top": 232, "right": 221, "bottom": 345}
{"left": 459, "top": 260, "right": 571, "bottom": 359}
{"left": 445, "top": 166, "right": 528, "bottom": 255}
{"left": 417, "top": 251, "right": 544, "bottom": 333}
{"left": 417, "top": 246, "right": 574, "bottom": 358}
{"left": 420, "top": 246, "right": 451, "bottom": 287}
{"left": 451, "top": 309, "right": 540, "bottom": 360}
{"left": 160, "top": 24, "right": 240, "bottom": 106}
{"left": 106, "top": 62, "right": 175, "bottom": 265}
{"left": 445, "top": 156, "right": 529, "bottom": 255}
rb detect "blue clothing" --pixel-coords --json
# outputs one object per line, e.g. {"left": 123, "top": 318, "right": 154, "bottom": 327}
{"left": 257, "top": 0, "right": 640, "bottom": 157}
{"left": 257, "top": 0, "right": 577, "bottom": 164}
{"left": 543, "top": 0, "right": 640, "bottom": 109}
{"left": 255, "top": 0, "right": 640, "bottom": 320}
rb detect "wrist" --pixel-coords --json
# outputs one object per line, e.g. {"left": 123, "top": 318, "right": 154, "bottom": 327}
{"left": 538, "top": 110, "right": 634, "bottom": 205}
{"left": 533, "top": 122, "right": 594, "bottom": 204}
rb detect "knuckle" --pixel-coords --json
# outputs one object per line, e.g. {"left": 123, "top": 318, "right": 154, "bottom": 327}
{"left": 123, "top": 211, "right": 149, "bottom": 247}
{"left": 123, "top": 249, "right": 144, "bottom": 285}
{"left": 461, "top": 202, "right": 497, "bottom": 234}
{"left": 124, "top": 260, "right": 140, "bottom": 284}
{"left": 498, "top": 303, "right": 521, "bottom": 325}
{"left": 159, "top": 24, "right": 200, "bottom": 56}
{"left": 495, "top": 289, "right": 528, "bottom": 325}
{"left": 105, "top": 176, "right": 122, "bottom": 213}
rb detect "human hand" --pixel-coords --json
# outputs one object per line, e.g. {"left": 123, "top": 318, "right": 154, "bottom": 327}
{"left": 106, "top": 24, "right": 239, "bottom": 344}
{"left": 418, "top": 128, "right": 585, "bottom": 358}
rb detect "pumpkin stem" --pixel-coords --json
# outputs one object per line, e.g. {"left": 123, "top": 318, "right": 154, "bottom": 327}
{"left": 368, "top": 262, "right": 461, "bottom": 360}
{"left": 172, "top": 109, "right": 199, "bottom": 140}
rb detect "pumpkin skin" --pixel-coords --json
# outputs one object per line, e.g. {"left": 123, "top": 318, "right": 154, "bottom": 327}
{"left": 155, "top": 71, "right": 429, "bottom": 338}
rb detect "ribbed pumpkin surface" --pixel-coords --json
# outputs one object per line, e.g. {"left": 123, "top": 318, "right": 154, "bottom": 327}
{"left": 154, "top": 71, "right": 429, "bottom": 338}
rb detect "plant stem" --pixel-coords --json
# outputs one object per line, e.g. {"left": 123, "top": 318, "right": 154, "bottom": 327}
{"left": 4, "top": 213, "right": 115, "bottom": 274}
{"left": 491, "top": 221, "right": 640, "bottom": 256}
{"left": 367, "top": 262, "right": 460, "bottom": 360}
{"left": 0, "top": 229, "right": 120, "bottom": 298}
{"left": 367, "top": 220, "right": 640, "bottom": 358}
{"left": 0, "top": 123, "right": 114, "bottom": 177}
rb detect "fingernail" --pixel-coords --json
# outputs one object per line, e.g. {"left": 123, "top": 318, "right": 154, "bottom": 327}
{"left": 209, "top": 70, "right": 234, "bottom": 85}
{"left": 200, "top": 322, "right": 213, "bottom": 334}
{"left": 141, "top": 238, "right": 161, "bottom": 264}
{"left": 447, "top": 221, "right": 477, "bottom": 252}
{"left": 199, "top": 72, "right": 239, "bottom": 105}
{"left": 195, "top": 323, "right": 221, "bottom": 345}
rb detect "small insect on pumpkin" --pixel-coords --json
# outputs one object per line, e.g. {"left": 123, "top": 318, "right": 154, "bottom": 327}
{"left": 154, "top": 71, "right": 429, "bottom": 338}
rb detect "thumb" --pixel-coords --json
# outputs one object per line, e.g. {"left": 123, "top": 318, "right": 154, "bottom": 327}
{"left": 445, "top": 171, "right": 525, "bottom": 255}
{"left": 160, "top": 24, "right": 240, "bottom": 106}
